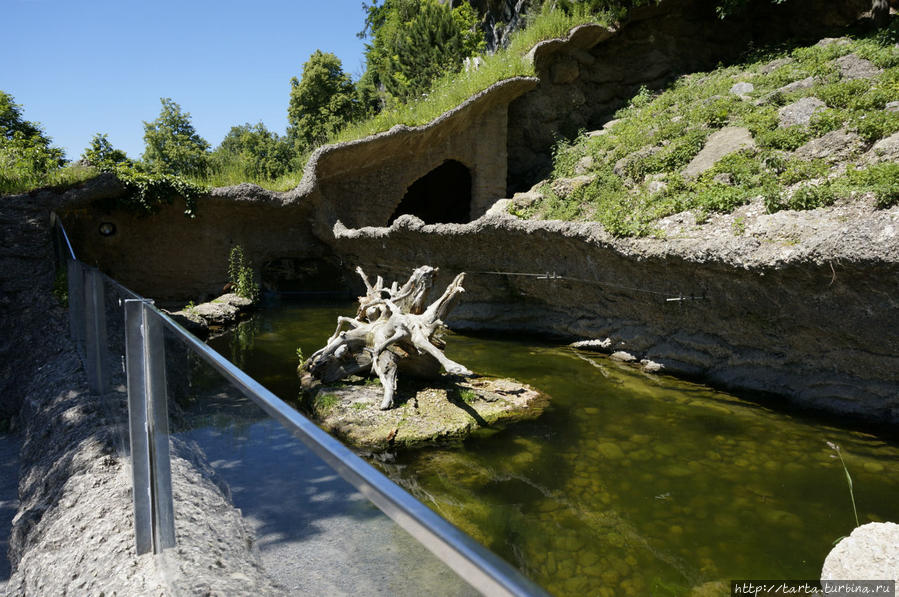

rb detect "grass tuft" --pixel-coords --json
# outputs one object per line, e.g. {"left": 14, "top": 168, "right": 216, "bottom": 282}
{"left": 1, "top": 163, "right": 98, "bottom": 197}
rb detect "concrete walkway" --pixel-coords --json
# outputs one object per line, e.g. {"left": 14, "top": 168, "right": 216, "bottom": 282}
{"left": 0, "top": 431, "right": 21, "bottom": 592}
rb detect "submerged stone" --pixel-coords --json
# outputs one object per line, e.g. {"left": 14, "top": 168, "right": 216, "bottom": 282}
{"left": 305, "top": 376, "right": 550, "bottom": 451}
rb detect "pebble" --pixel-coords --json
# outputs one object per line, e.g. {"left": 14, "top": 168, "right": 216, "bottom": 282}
{"left": 597, "top": 442, "right": 626, "bottom": 459}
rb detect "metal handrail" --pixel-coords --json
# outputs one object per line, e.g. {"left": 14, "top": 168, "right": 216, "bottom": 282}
{"left": 50, "top": 213, "right": 549, "bottom": 597}
{"left": 50, "top": 212, "right": 77, "bottom": 261}
{"left": 147, "top": 302, "right": 549, "bottom": 597}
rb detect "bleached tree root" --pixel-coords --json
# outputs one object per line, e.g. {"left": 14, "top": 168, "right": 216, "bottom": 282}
{"left": 302, "top": 266, "right": 471, "bottom": 409}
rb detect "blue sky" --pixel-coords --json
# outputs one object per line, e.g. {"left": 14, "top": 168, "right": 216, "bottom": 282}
{"left": 3, "top": 0, "right": 369, "bottom": 160}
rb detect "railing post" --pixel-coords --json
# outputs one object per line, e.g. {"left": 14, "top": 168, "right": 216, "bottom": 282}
{"left": 124, "top": 299, "right": 176, "bottom": 555}
{"left": 83, "top": 267, "right": 109, "bottom": 394}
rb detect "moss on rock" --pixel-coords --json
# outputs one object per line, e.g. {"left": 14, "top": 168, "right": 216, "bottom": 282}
{"left": 305, "top": 376, "right": 550, "bottom": 451}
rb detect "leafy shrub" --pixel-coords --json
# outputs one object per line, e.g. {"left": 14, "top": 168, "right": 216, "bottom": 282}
{"left": 288, "top": 51, "right": 363, "bottom": 150}
{"left": 778, "top": 158, "right": 828, "bottom": 185}
{"left": 786, "top": 182, "right": 836, "bottom": 210}
{"left": 853, "top": 21, "right": 899, "bottom": 68}
{"left": 696, "top": 96, "right": 743, "bottom": 128}
{"left": 809, "top": 109, "right": 847, "bottom": 136}
{"left": 81, "top": 133, "right": 130, "bottom": 169}
{"left": 692, "top": 184, "right": 750, "bottom": 214}
{"left": 850, "top": 110, "right": 899, "bottom": 143}
{"left": 0, "top": 90, "right": 79, "bottom": 195}
{"left": 142, "top": 98, "right": 210, "bottom": 177}
{"left": 550, "top": 132, "right": 588, "bottom": 178}
{"left": 360, "top": 0, "right": 483, "bottom": 104}
{"left": 702, "top": 150, "right": 770, "bottom": 188}
{"left": 626, "top": 86, "right": 655, "bottom": 111}
{"left": 629, "top": 129, "right": 708, "bottom": 180}
{"left": 846, "top": 162, "right": 899, "bottom": 208}
{"left": 228, "top": 245, "right": 260, "bottom": 302}
{"left": 816, "top": 80, "right": 871, "bottom": 109}
{"left": 756, "top": 125, "right": 812, "bottom": 151}
{"left": 210, "top": 123, "right": 295, "bottom": 183}
{"left": 741, "top": 106, "right": 780, "bottom": 138}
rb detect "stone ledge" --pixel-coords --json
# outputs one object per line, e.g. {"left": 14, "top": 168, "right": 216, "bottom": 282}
{"left": 166, "top": 292, "right": 256, "bottom": 339}
{"left": 306, "top": 376, "right": 550, "bottom": 451}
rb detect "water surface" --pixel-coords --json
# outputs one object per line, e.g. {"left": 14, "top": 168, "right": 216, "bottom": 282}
{"left": 209, "top": 299, "right": 899, "bottom": 596}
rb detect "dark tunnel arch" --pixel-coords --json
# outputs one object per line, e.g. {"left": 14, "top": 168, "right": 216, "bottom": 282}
{"left": 388, "top": 160, "right": 472, "bottom": 225}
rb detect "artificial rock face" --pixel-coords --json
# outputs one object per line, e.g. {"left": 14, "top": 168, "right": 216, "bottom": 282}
{"left": 301, "top": 266, "right": 471, "bottom": 409}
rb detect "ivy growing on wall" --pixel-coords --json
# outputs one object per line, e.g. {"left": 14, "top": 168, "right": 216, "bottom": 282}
{"left": 111, "top": 165, "right": 205, "bottom": 217}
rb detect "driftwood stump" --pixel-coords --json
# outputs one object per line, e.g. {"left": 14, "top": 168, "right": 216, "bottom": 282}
{"left": 301, "top": 266, "right": 472, "bottom": 409}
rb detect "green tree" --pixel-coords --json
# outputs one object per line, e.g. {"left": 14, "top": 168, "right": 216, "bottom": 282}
{"left": 360, "top": 0, "right": 483, "bottom": 103}
{"left": 287, "top": 50, "right": 361, "bottom": 150}
{"left": 0, "top": 90, "right": 66, "bottom": 180}
{"left": 81, "top": 133, "right": 130, "bottom": 170}
{"left": 142, "top": 98, "right": 210, "bottom": 176}
{"left": 211, "top": 122, "right": 294, "bottom": 180}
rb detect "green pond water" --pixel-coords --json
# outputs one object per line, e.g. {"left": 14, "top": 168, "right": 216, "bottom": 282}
{"left": 209, "top": 300, "right": 899, "bottom": 597}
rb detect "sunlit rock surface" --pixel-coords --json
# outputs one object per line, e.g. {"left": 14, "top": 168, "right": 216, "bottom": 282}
{"left": 306, "top": 376, "right": 549, "bottom": 451}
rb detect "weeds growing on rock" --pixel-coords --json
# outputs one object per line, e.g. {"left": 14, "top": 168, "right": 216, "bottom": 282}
{"left": 519, "top": 23, "right": 899, "bottom": 233}
{"left": 458, "top": 388, "right": 479, "bottom": 404}
{"left": 228, "top": 245, "right": 260, "bottom": 303}
{"left": 315, "top": 393, "right": 340, "bottom": 414}
{"left": 846, "top": 162, "right": 899, "bottom": 207}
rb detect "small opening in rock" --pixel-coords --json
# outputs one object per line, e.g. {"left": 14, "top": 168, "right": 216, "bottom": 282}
{"left": 388, "top": 160, "right": 472, "bottom": 225}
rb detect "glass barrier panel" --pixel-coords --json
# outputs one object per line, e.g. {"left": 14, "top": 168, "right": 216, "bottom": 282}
{"left": 155, "top": 314, "right": 479, "bottom": 596}
{"left": 100, "top": 278, "right": 142, "bottom": 458}
{"left": 66, "top": 259, "right": 85, "bottom": 362}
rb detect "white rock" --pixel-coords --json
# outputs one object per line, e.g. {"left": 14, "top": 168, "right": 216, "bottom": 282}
{"left": 730, "top": 82, "right": 754, "bottom": 95}
{"left": 683, "top": 127, "right": 755, "bottom": 179}
{"left": 821, "top": 522, "right": 899, "bottom": 596}
{"left": 778, "top": 97, "right": 826, "bottom": 127}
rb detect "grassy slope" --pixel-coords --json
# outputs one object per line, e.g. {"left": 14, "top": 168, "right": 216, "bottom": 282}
{"left": 512, "top": 22, "right": 899, "bottom": 237}
{"left": 0, "top": 163, "right": 99, "bottom": 197}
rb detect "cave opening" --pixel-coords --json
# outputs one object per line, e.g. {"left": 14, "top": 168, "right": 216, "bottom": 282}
{"left": 388, "top": 160, "right": 472, "bottom": 225}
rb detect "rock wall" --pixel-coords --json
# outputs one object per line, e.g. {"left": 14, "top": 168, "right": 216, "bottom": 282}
{"left": 59, "top": 79, "right": 537, "bottom": 301}
{"left": 0, "top": 195, "right": 73, "bottom": 420}
{"left": 297, "top": 77, "right": 537, "bottom": 232}
{"left": 507, "top": 0, "right": 871, "bottom": 188}
{"left": 60, "top": 178, "right": 329, "bottom": 302}
{"left": 331, "top": 199, "right": 899, "bottom": 424}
